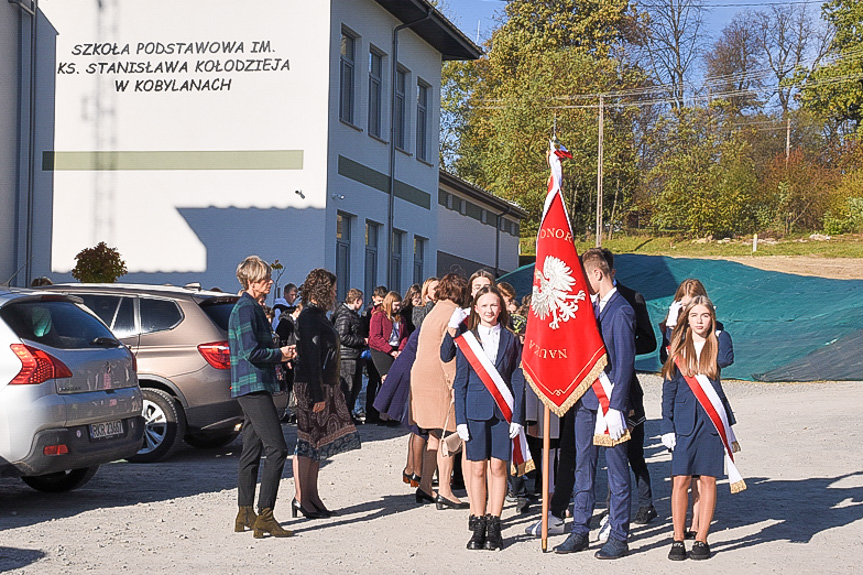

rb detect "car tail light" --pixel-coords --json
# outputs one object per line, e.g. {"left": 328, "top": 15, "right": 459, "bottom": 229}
{"left": 43, "top": 444, "right": 69, "bottom": 455}
{"left": 198, "top": 341, "right": 231, "bottom": 370}
{"left": 9, "top": 344, "right": 73, "bottom": 384}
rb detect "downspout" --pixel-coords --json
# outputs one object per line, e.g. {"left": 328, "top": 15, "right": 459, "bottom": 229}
{"left": 494, "top": 204, "right": 512, "bottom": 277}
{"left": 387, "top": 7, "right": 432, "bottom": 287}
{"left": 9, "top": 0, "right": 38, "bottom": 286}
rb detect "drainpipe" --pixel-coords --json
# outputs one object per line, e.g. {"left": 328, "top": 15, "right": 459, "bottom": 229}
{"left": 9, "top": 0, "right": 38, "bottom": 286}
{"left": 494, "top": 204, "right": 512, "bottom": 277}
{"left": 387, "top": 7, "right": 432, "bottom": 289}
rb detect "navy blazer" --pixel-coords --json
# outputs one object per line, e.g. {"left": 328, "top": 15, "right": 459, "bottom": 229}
{"left": 582, "top": 290, "right": 636, "bottom": 413}
{"left": 661, "top": 331, "right": 736, "bottom": 436}
{"left": 453, "top": 327, "right": 525, "bottom": 426}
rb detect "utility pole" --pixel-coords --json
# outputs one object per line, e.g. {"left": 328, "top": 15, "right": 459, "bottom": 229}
{"left": 785, "top": 115, "right": 791, "bottom": 169}
{"left": 595, "top": 95, "right": 604, "bottom": 247}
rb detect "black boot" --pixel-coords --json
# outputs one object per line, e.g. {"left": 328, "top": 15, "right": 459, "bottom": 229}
{"left": 484, "top": 515, "right": 503, "bottom": 551}
{"left": 466, "top": 514, "right": 487, "bottom": 550}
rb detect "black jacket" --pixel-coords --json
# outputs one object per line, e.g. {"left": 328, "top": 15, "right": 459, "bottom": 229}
{"left": 294, "top": 304, "right": 340, "bottom": 404}
{"left": 331, "top": 303, "right": 365, "bottom": 360}
{"left": 615, "top": 282, "right": 657, "bottom": 425}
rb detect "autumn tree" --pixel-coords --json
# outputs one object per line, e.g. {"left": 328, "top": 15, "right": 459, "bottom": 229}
{"left": 705, "top": 15, "right": 764, "bottom": 115}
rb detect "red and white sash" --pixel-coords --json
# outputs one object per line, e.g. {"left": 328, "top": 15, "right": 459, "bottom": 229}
{"left": 591, "top": 372, "right": 632, "bottom": 447}
{"left": 454, "top": 330, "right": 535, "bottom": 476}
{"left": 675, "top": 358, "right": 746, "bottom": 493}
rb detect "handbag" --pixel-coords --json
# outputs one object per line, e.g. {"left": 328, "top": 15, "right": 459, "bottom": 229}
{"left": 439, "top": 404, "right": 463, "bottom": 457}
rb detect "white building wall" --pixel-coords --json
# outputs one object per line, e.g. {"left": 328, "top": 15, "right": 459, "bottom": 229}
{"left": 327, "top": 0, "right": 441, "bottom": 295}
{"left": 0, "top": 5, "right": 21, "bottom": 284}
{"left": 437, "top": 207, "right": 520, "bottom": 276}
{"left": 36, "top": 0, "right": 332, "bottom": 290}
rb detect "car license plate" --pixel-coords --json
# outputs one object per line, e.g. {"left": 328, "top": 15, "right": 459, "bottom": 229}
{"left": 90, "top": 420, "right": 123, "bottom": 440}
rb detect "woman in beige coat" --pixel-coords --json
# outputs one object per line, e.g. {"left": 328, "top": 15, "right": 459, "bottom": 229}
{"left": 410, "top": 273, "right": 470, "bottom": 507}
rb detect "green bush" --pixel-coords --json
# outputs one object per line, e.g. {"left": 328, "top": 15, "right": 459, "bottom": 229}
{"left": 71, "top": 242, "right": 128, "bottom": 283}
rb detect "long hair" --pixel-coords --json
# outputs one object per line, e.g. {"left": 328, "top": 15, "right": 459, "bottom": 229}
{"left": 467, "top": 286, "right": 511, "bottom": 335}
{"left": 468, "top": 269, "right": 496, "bottom": 295}
{"left": 663, "top": 278, "right": 708, "bottom": 324}
{"left": 381, "top": 291, "right": 402, "bottom": 323}
{"left": 661, "top": 295, "right": 719, "bottom": 380}
{"left": 420, "top": 276, "right": 438, "bottom": 304}
{"left": 401, "top": 284, "right": 421, "bottom": 310}
{"left": 301, "top": 268, "right": 337, "bottom": 311}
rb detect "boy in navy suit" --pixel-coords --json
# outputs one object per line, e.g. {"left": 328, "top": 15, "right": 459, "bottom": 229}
{"left": 554, "top": 248, "right": 636, "bottom": 559}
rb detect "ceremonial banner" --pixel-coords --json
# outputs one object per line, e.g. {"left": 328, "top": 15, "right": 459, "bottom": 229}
{"left": 522, "top": 144, "right": 608, "bottom": 416}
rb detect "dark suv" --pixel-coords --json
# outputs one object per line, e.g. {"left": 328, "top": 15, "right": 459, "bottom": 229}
{"left": 39, "top": 284, "right": 286, "bottom": 462}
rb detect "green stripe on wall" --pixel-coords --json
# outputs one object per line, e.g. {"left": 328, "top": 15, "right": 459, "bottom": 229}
{"left": 337, "top": 155, "right": 431, "bottom": 210}
{"left": 42, "top": 150, "right": 304, "bottom": 171}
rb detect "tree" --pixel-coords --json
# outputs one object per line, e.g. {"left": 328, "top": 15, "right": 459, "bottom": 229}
{"left": 633, "top": 0, "right": 707, "bottom": 109}
{"left": 72, "top": 242, "right": 128, "bottom": 283}
{"left": 704, "top": 15, "right": 764, "bottom": 115}
{"left": 799, "top": 0, "right": 863, "bottom": 128}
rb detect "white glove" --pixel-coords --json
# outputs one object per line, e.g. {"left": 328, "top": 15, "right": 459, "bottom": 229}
{"left": 456, "top": 424, "right": 470, "bottom": 442}
{"left": 509, "top": 422, "right": 523, "bottom": 439}
{"left": 666, "top": 300, "right": 683, "bottom": 329}
{"left": 448, "top": 307, "right": 470, "bottom": 329}
{"left": 606, "top": 408, "right": 626, "bottom": 441}
{"left": 661, "top": 433, "right": 676, "bottom": 451}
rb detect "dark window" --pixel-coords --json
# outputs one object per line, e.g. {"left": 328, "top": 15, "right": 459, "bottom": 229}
{"left": 394, "top": 68, "right": 406, "bottom": 150}
{"left": 336, "top": 213, "right": 353, "bottom": 302}
{"left": 416, "top": 81, "right": 429, "bottom": 161}
{"left": 365, "top": 221, "right": 379, "bottom": 300}
{"left": 139, "top": 299, "right": 183, "bottom": 334}
{"left": 368, "top": 50, "right": 383, "bottom": 138}
{"left": 79, "top": 294, "right": 136, "bottom": 338}
{"left": 1, "top": 300, "right": 117, "bottom": 349}
{"left": 390, "top": 229, "right": 404, "bottom": 292}
{"left": 438, "top": 190, "right": 448, "bottom": 206}
{"left": 199, "top": 301, "right": 237, "bottom": 332}
{"left": 340, "top": 31, "right": 356, "bottom": 124}
{"left": 413, "top": 236, "right": 426, "bottom": 285}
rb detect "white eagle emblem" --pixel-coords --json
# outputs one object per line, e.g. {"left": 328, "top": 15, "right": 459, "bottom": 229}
{"left": 531, "top": 255, "right": 587, "bottom": 330}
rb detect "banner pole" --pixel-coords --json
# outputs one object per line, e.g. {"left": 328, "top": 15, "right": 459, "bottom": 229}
{"left": 541, "top": 404, "right": 551, "bottom": 551}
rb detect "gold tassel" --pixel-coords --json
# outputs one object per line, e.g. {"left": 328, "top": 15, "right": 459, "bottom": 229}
{"left": 730, "top": 479, "right": 747, "bottom": 494}
{"left": 523, "top": 354, "right": 608, "bottom": 418}
{"left": 593, "top": 428, "right": 631, "bottom": 447}
{"left": 511, "top": 458, "right": 536, "bottom": 477}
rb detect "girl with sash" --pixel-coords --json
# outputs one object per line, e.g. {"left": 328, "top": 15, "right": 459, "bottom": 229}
{"left": 661, "top": 295, "right": 742, "bottom": 561}
{"left": 452, "top": 286, "right": 526, "bottom": 551}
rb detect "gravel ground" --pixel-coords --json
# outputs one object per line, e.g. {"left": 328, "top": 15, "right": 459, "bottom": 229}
{"left": 2, "top": 375, "right": 862, "bottom": 574}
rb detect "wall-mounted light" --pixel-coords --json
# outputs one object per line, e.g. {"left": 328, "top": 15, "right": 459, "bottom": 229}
{"left": 295, "top": 189, "right": 305, "bottom": 199}
{"left": 331, "top": 194, "right": 345, "bottom": 201}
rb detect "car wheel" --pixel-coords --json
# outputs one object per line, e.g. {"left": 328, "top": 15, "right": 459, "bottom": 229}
{"left": 129, "top": 388, "right": 186, "bottom": 463}
{"left": 185, "top": 430, "right": 241, "bottom": 449}
{"left": 21, "top": 466, "right": 99, "bottom": 492}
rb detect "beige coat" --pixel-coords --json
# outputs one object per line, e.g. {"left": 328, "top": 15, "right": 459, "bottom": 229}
{"left": 410, "top": 299, "right": 457, "bottom": 432}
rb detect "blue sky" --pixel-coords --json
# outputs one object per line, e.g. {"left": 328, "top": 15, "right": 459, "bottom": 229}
{"left": 442, "top": 0, "right": 826, "bottom": 47}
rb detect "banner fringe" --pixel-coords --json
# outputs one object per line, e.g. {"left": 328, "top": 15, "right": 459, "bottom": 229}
{"left": 730, "top": 479, "right": 747, "bottom": 494}
{"left": 523, "top": 355, "right": 607, "bottom": 418}
{"left": 593, "top": 429, "right": 631, "bottom": 447}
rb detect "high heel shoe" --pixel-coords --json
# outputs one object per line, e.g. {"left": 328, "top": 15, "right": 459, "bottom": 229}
{"left": 435, "top": 494, "right": 469, "bottom": 510}
{"left": 410, "top": 473, "right": 421, "bottom": 488}
{"left": 415, "top": 487, "right": 436, "bottom": 505}
{"left": 311, "top": 500, "right": 338, "bottom": 517}
{"left": 402, "top": 469, "right": 412, "bottom": 485}
{"left": 291, "top": 498, "right": 324, "bottom": 519}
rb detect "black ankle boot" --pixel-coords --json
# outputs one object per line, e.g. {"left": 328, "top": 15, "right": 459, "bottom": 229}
{"left": 466, "top": 514, "right": 487, "bottom": 550}
{"left": 484, "top": 515, "right": 503, "bottom": 551}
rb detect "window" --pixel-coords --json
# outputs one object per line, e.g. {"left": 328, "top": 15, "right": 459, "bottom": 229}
{"left": 394, "top": 68, "right": 406, "bottom": 150}
{"left": 364, "top": 221, "right": 379, "bottom": 301}
{"left": 0, "top": 300, "right": 120, "bottom": 349}
{"left": 340, "top": 31, "right": 356, "bottom": 124}
{"left": 79, "top": 294, "right": 137, "bottom": 338}
{"left": 390, "top": 229, "right": 404, "bottom": 292}
{"left": 368, "top": 50, "right": 383, "bottom": 138}
{"left": 413, "top": 236, "right": 426, "bottom": 285}
{"left": 140, "top": 299, "right": 183, "bottom": 335}
{"left": 336, "top": 213, "right": 353, "bottom": 302}
{"left": 416, "top": 81, "right": 429, "bottom": 161}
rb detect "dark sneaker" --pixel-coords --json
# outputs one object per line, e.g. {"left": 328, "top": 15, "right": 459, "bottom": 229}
{"left": 633, "top": 505, "right": 658, "bottom": 524}
{"left": 554, "top": 532, "right": 589, "bottom": 554}
{"left": 690, "top": 540, "right": 711, "bottom": 560}
{"left": 668, "top": 540, "right": 687, "bottom": 561}
{"left": 595, "top": 537, "right": 628, "bottom": 560}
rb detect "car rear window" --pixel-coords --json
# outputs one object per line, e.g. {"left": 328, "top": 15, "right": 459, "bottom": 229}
{"left": 199, "top": 301, "right": 236, "bottom": 331}
{"left": 0, "top": 300, "right": 118, "bottom": 349}
{"left": 140, "top": 298, "right": 183, "bottom": 334}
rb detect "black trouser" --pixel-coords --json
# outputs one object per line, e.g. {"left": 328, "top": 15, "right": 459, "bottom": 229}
{"left": 365, "top": 357, "right": 382, "bottom": 422}
{"left": 339, "top": 358, "right": 363, "bottom": 414}
{"left": 237, "top": 392, "right": 288, "bottom": 511}
{"left": 627, "top": 422, "right": 653, "bottom": 509}
{"left": 549, "top": 407, "right": 577, "bottom": 519}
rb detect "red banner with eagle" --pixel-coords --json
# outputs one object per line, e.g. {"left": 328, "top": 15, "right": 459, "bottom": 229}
{"left": 521, "top": 143, "right": 608, "bottom": 416}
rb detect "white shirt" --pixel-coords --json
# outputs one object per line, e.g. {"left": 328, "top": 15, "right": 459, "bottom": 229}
{"left": 694, "top": 340, "right": 705, "bottom": 361}
{"left": 477, "top": 323, "right": 502, "bottom": 363}
{"left": 597, "top": 286, "right": 618, "bottom": 315}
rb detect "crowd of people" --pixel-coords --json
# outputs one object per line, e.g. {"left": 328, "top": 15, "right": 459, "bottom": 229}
{"left": 227, "top": 251, "right": 739, "bottom": 561}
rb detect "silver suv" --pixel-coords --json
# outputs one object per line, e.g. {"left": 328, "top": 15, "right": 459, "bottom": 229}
{"left": 0, "top": 289, "right": 144, "bottom": 491}
{"left": 38, "top": 283, "right": 286, "bottom": 462}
